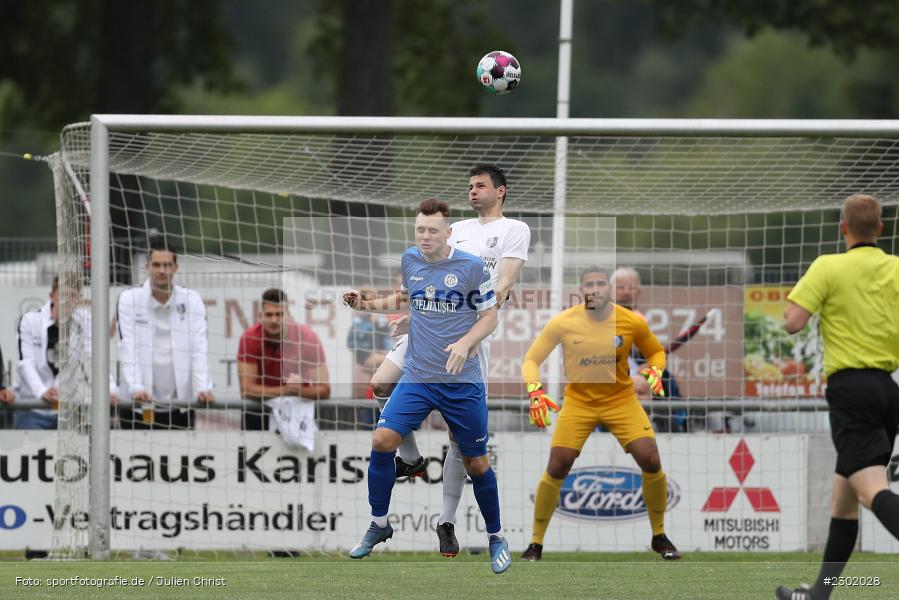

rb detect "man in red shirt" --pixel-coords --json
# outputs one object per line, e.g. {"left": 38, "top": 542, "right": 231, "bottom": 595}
{"left": 237, "top": 288, "right": 331, "bottom": 430}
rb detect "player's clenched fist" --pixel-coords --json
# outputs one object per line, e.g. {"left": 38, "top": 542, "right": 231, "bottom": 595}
{"left": 639, "top": 365, "right": 665, "bottom": 397}
{"left": 341, "top": 289, "right": 364, "bottom": 310}
{"left": 527, "top": 382, "right": 559, "bottom": 428}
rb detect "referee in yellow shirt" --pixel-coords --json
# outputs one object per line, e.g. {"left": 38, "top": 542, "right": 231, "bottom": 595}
{"left": 777, "top": 194, "right": 899, "bottom": 600}
{"left": 519, "top": 266, "right": 680, "bottom": 561}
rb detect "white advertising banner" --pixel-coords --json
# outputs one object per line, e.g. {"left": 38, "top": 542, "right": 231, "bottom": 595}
{"left": 0, "top": 432, "right": 807, "bottom": 552}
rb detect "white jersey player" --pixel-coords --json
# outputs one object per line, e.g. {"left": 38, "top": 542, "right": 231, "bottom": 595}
{"left": 369, "top": 164, "right": 530, "bottom": 557}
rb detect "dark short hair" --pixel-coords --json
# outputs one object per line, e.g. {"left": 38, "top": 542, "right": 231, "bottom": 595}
{"left": 418, "top": 198, "right": 450, "bottom": 219}
{"left": 147, "top": 236, "right": 179, "bottom": 263}
{"left": 261, "top": 288, "right": 288, "bottom": 305}
{"left": 469, "top": 164, "right": 508, "bottom": 203}
{"left": 580, "top": 265, "right": 611, "bottom": 283}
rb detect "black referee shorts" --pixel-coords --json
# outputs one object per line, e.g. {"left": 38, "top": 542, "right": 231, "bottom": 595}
{"left": 826, "top": 368, "right": 899, "bottom": 477}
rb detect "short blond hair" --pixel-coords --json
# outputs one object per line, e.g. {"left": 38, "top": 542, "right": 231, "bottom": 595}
{"left": 841, "top": 194, "right": 881, "bottom": 239}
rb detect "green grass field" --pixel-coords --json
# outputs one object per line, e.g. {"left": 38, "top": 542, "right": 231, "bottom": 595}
{"left": 1, "top": 552, "right": 897, "bottom": 599}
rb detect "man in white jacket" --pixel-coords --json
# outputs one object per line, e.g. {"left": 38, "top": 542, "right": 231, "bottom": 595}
{"left": 14, "top": 275, "right": 115, "bottom": 428}
{"left": 14, "top": 277, "right": 65, "bottom": 429}
{"left": 117, "top": 238, "right": 214, "bottom": 429}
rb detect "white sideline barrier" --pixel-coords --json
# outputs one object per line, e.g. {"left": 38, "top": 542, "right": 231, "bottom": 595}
{"left": 1, "top": 432, "right": 812, "bottom": 552}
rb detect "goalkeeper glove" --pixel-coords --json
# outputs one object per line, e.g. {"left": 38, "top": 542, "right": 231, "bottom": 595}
{"left": 527, "top": 382, "right": 559, "bottom": 429}
{"left": 639, "top": 365, "right": 666, "bottom": 397}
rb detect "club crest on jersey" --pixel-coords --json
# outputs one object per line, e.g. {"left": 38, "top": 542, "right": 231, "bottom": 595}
{"left": 444, "top": 273, "right": 458, "bottom": 287}
{"left": 486, "top": 236, "right": 499, "bottom": 248}
{"left": 425, "top": 285, "right": 436, "bottom": 299}
{"left": 613, "top": 335, "right": 623, "bottom": 347}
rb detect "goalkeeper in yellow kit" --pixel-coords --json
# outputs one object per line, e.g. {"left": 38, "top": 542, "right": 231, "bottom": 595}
{"left": 520, "top": 266, "right": 681, "bottom": 561}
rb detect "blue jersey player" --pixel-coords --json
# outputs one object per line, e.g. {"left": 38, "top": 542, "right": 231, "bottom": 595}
{"left": 342, "top": 198, "right": 511, "bottom": 574}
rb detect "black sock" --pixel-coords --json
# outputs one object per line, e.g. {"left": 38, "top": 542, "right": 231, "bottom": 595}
{"left": 811, "top": 517, "right": 858, "bottom": 599}
{"left": 871, "top": 489, "right": 899, "bottom": 539}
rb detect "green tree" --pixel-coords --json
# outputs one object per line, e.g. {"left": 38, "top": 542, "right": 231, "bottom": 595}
{"left": 0, "top": 0, "right": 239, "bottom": 131}
{"left": 651, "top": 0, "right": 899, "bottom": 57}
{"left": 688, "top": 31, "right": 857, "bottom": 118}
{"left": 308, "top": 0, "right": 514, "bottom": 116}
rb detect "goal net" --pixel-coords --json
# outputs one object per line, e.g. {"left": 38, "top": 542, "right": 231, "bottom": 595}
{"left": 47, "top": 118, "right": 899, "bottom": 558}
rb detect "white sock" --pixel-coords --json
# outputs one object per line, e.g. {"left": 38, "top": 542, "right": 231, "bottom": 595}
{"left": 438, "top": 441, "right": 466, "bottom": 525}
{"left": 374, "top": 395, "right": 421, "bottom": 463}
{"left": 397, "top": 431, "right": 421, "bottom": 464}
{"left": 372, "top": 515, "right": 388, "bottom": 528}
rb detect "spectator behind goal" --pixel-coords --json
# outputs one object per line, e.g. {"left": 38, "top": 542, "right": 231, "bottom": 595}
{"left": 237, "top": 288, "right": 331, "bottom": 430}
{"left": 610, "top": 267, "right": 686, "bottom": 432}
{"left": 14, "top": 274, "right": 118, "bottom": 429}
{"left": 116, "top": 237, "right": 214, "bottom": 430}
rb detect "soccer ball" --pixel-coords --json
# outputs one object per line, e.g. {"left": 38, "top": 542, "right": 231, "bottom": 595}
{"left": 477, "top": 51, "right": 521, "bottom": 95}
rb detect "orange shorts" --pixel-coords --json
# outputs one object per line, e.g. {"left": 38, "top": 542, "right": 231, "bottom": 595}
{"left": 550, "top": 395, "right": 654, "bottom": 452}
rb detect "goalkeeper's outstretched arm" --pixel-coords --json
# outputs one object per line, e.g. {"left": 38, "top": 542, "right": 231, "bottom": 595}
{"left": 521, "top": 319, "right": 562, "bottom": 385}
{"left": 633, "top": 320, "right": 666, "bottom": 373}
{"left": 633, "top": 319, "right": 667, "bottom": 396}
{"left": 521, "top": 319, "right": 562, "bottom": 428}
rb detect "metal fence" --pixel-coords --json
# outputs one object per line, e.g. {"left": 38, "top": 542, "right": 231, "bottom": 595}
{"left": 0, "top": 237, "right": 57, "bottom": 286}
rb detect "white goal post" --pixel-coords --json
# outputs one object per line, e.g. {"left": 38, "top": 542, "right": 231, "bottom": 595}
{"left": 52, "top": 116, "right": 899, "bottom": 559}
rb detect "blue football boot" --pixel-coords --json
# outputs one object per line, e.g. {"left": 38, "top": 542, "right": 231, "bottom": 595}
{"left": 489, "top": 534, "right": 512, "bottom": 574}
{"left": 349, "top": 521, "right": 394, "bottom": 559}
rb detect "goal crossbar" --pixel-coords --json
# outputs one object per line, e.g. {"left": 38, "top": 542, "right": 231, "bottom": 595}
{"left": 89, "top": 115, "right": 899, "bottom": 137}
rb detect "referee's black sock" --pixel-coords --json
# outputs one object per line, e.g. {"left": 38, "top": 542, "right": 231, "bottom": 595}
{"left": 871, "top": 489, "right": 899, "bottom": 539}
{"left": 811, "top": 517, "right": 858, "bottom": 600}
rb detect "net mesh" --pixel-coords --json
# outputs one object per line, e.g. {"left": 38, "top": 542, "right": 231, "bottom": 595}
{"left": 48, "top": 154, "right": 93, "bottom": 558}
{"left": 46, "top": 121, "right": 898, "bottom": 558}
{"left": 60, "top": 124, "right": 899, "bottom": 215}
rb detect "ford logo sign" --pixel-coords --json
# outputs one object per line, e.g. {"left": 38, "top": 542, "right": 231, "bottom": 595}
{"left": 554, "top": 466, "right": 681, "bottom": 522}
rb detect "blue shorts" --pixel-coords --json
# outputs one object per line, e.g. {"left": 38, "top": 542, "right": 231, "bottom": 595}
{"left": 378, "top": 379, "right": 489, "bottom": 457}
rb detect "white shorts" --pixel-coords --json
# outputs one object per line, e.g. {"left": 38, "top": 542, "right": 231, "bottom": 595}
{"left": 384, "top": 335, "right": 409, "bottom": 369}
{"left": 384, "top": 334, "right": 491, "bottom": 386}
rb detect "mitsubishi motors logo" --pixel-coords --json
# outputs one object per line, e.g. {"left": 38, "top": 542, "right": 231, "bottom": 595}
{"left": 702, "top": 439, "right": 780, "bottom": 512}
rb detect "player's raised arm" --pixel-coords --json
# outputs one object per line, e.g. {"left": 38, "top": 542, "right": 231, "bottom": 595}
{"left": 494, "top": 257, "right": 525, "bottom": 307}
{"left": 493, "top": 220, "right": 530, "bottom": 306}
{"left": 342, "top": 289, "right": 409, "bottom": 314}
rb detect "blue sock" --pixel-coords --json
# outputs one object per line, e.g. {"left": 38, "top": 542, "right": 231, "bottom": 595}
{"left": 470, "top": 467, "right": 501, "bottom": 535}
{"left": 368, "top": 449, "right": 397, "bottom": 518}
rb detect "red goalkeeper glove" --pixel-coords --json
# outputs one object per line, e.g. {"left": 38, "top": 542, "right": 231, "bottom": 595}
{"left": 639, "top": 365, "right": 666, "bottom": 397}
{"left": 527, "top": 382, "right": 559, "bottom": 428}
